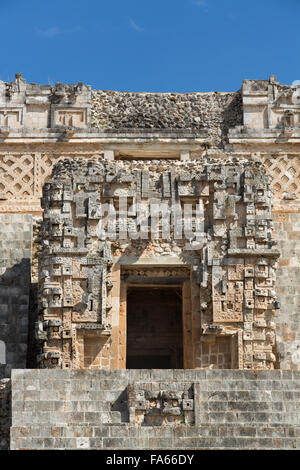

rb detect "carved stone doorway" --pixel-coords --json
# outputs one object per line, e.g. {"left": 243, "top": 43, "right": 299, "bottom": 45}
{"left": 126, "top": 286, "right": 183, "bottom": 369}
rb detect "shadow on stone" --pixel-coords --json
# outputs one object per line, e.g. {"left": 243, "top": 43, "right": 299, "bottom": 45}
{"left": 0, "top": 259, "right": 31, "bottom": 371}
{"left": 111, "top": 386, "right": 129, "bottom": 423}
{"left": 0, "top": 369, "right": 11, "bottom": 450}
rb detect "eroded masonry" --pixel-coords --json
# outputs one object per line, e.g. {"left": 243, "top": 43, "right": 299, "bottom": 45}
{"left": 0, "top": 74, "right": 300, "bottom": 450}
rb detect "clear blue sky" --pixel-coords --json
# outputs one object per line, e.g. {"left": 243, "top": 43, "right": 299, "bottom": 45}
{"left": 0, "top": 0, "right": 299, "bottom": 92}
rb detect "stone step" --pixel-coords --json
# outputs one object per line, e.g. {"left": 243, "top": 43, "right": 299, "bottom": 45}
{"left": 13, "top": 400, "right": 121, "bottom": 413}
{"left": 196, "top": 412, "right": 300, "bottom": 425}
{"left": 11, "top": 424, "right": 300, "bottom": 438}
{"left": 12, "top": 410, "right": 125, "bottom": 426}
{"left": 9, "top": 370, "right": 300, "bottom": 450}
{"left": 10, "top": 424, "right": 300, "bottom": 450}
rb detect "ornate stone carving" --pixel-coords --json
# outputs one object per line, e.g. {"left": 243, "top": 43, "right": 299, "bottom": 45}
{"left": 0, "top": 74, "right": 91, "bottom": 131}
{"left": 263, "top": 154, "right": 300, "bottom": 200}
{"left": 128, "top": 384, "right": 195, "bottom": 426}
{"left": 38, "top": 158, "right": 279, "bottom": 370}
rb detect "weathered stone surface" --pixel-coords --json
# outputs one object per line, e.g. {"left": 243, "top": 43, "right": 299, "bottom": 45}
{"left": 0, "top": 75, "right": 300, "bottom": 449}
{"left": 38, "top": 157, "right": 278, "bottom": 371}
{"left": 0, "top": 74, "right": 91, "bottom": 131}
{"left": 91, "top": 89, "right": 243, "bottom": 147}
{"left": 0, "top": 214, "right": 32, "bottom": 373}
{"left": 9, "top": 369, "right": 300, "bottom": 450}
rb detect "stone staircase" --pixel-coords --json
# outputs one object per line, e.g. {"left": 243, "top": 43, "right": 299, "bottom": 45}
{"left": 10, "top": 369, "right": 300, "bottom": 450}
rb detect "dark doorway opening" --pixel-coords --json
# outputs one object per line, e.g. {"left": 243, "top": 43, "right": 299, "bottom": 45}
{"left": 126, "top": 286, "right": 183, "bottom": 369}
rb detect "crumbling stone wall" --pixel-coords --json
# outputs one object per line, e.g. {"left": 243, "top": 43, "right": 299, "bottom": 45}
{"left": 37, "top": 157, "right": 279, "bottom": 370}
{"left": 91, "top": 90, "right": 243, "bottom": 147}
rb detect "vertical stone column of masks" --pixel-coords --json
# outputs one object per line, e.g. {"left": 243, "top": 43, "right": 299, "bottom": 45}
{"left": 246, "top": 167, "right": 278, "bottom": 369}
{"left": 37, "top": 179, "right": 77, "bottom": 368}
{"left": 85, "top": 163, "right": 113, "bottom": 332}
{"left": 211, "top": 165, "right": 242, "bottom": 323}
{"left": 228, "top": 163, "right": 279, "bottom": 369}
{"left": 199, "top": 161, "right": 279, "bottom": 370}
{"left": 37, "top": 162, "right": 112, "bottom": 369}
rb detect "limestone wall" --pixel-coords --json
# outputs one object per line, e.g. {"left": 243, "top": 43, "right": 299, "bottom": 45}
{"left": 10, "top": 369, "right": 300, "bottom": 450}
{"left": 0, "top": 214, "right": 32, "bottom": 372}
{"left": 0, "top": 214, "right": 32, "bottom": 450}
{"left": 273, "top": 212, "right": 300, "bottom": 369}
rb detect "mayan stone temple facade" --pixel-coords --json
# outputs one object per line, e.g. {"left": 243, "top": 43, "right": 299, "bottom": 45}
{"left": 0, "top": 74, "right": 299, "bottom": 450}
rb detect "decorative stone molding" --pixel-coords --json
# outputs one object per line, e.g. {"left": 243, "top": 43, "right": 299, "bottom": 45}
{"left": 0, "top": 74, "right": 91, "bottom": 132}
{"left": 121, "top": 266, "right": 190, "bottom": 280}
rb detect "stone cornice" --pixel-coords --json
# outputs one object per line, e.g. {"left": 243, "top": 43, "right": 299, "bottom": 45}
{"left": 0, "top": 127, "right": 210, "bottom": 145}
